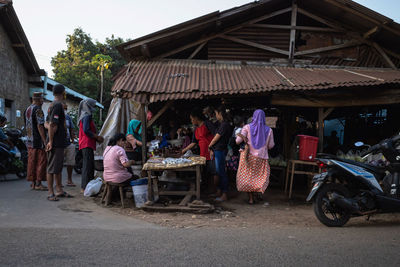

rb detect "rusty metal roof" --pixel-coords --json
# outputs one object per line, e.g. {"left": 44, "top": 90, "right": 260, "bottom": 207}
{"left": 111, "top": 60, "right": 400, "bottom": 103}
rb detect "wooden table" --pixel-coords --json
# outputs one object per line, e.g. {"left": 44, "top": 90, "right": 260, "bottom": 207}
{"left": 143, "top": 157, "right": 206, "bottom": 206}
{"left": 284, "top": 159, "right": 321, "bottom": 199}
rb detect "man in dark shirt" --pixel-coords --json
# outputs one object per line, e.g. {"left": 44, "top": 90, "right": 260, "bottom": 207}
{"left": 45, "top": 84, "right": 72, "bottom": 201}
{"left": 25, "top": 92, "right": 47, "bottom": 190}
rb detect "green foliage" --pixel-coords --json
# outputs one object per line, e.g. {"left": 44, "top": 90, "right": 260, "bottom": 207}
{"left": 51, "top": 28, "right": 128, "bottom": 125}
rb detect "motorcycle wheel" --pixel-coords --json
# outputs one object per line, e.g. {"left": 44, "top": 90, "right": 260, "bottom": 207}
{"left": 74, "top": 166, "right": 82, "bottom": 174}
{"left": 16, "top": 170, "right": 27, "bottom": 179}
{"left": 313, "top": 183, "right": 351, "bottom": 227}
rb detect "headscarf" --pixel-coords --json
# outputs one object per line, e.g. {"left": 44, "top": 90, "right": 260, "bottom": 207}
{"left": 127, "top": 119, "right": 142, "bottom": 141}
{"left": 78, "top": 98, "right": 97, "bottom": 123}
{"left": 249, "top": 109, "right": 270, "bottom": 149}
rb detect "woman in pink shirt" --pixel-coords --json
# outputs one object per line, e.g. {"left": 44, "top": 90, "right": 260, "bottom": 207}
{"left": 103, "top": 133, "right": 135, "bottom": 184}
{"left": 236, "top": 109, "right": 275, "bottom": 204}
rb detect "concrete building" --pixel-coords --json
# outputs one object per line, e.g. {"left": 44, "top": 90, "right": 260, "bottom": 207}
{"left": 0, "top": 0, "right": 44, "bottom": 127}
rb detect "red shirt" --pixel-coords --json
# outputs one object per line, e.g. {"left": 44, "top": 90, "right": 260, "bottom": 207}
{"left": 194, "top": 124, "right": 214, "bottom": 160}
{"left": 79, "top": 120, "right": 97, "bottom": 150}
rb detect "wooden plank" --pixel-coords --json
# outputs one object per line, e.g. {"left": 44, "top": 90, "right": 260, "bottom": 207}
{"left": 371, "top": 42, "right": 397, "bottom": 69}
{"left": 219, "top": 35, "right": 289, "bottom": 56}
{"left": 157, "top": 7, "right": 292, "bottom": 58}
{"left": 289, "top": 1, "right": 298, "bottom": 62}
{"left": 252, "top": 24, "right": 343, "bottom": 32}
{"left": 297, "top": 8, "right": 345, "bottom": 30}
{"left": 158, "top": 191, "right": 197, "bottom": 196}
{"left": 147, "top": 100, "right": 174, "bottom": 128}
{"left": 147, "top": 171, "right": 153, "bottom": 201}
{"left": 188, "top": 42, "right": 207, "bottom": 59}
{"left": 179, "top": 184, "right": 195, "bottom": 206}
{"left": 294, "top": 41, "right": 362, "bottom": 56}
{"left": 140, "top": 44, "right": 151, "bottom": 58}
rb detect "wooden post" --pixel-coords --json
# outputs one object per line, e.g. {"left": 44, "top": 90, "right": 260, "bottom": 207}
{"left": 289, "top": 1, "right": 298, "bottom": 63}
{"left": 141, "top": 104, "right": 147, "bottom": 163}
{"left": 318, "top": 108, "right": 324, "bottom": 153}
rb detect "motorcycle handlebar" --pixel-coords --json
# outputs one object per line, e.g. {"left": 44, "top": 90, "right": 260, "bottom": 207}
{"left": 360, "top": 134, "right": 400, "bottom": 157}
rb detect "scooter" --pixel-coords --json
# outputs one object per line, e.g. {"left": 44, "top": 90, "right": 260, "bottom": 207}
{"left": 307, "top": 134, "right": 400, "bottom": 227}
{"left": 4, "top": 127, "right": 28, "bottom": 170}
{"left": 0, "top": 142, "right": 26, "bottom": 178}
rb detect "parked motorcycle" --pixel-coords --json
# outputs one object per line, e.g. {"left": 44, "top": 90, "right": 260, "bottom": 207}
{"left": 307, "top": 134, "right": 400, "bottom": 227}
{"left": 4, "top": 127, "right": 28, "bottom": 169}
{"left": 0, "top": 142, "right": 26, "bottom": 178}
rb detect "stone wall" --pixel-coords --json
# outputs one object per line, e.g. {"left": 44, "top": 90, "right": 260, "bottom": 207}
{"left": 0, "top": 23, "right": 31, "bottom": 128}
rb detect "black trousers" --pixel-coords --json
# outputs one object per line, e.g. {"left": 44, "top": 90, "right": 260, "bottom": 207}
{"left": 81, "top": 147, "right": 94, "bottom": 190}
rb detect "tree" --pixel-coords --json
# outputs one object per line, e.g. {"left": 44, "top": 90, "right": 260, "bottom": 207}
{"left": 51, "top": 28, "right": 127, "bottom": 123}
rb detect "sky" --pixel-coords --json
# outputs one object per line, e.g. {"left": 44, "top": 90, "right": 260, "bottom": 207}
{"left": 12, "top": 0, "right": 400, "bottom": 77}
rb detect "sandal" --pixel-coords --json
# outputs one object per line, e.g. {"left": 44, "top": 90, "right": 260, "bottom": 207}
{"left": 66, "top": 182, "right": 76, "bottom": 187}
{"left": 56, "top": 191, "right": 74, "bottom": 198}
{"left": 34, "top": 185, "right": 48, "bottom": 191}
{"left": 47, "top": 194, "right": 59, "bottom": 201}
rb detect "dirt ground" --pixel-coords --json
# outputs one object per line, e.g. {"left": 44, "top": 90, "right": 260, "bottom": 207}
{"left": 93, "top": 188, "right": 400, "bottom": 229}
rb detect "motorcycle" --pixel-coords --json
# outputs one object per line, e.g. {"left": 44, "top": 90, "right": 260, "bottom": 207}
{"left": 307, "top": 134, "right": 400, "bottom": 227}
{"left": 4, "top": 127, "right": 28, "bottom": 169}
{"left": 0, "top": 142, "right": 26, "bottom": 178}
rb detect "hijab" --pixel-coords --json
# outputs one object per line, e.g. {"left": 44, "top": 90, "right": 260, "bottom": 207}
{"left": 127, "top": 119, "right": 142, "bottom": 141}
{"left": 78, "top": 98, "right": 97, "bottom": 123}
{"left": 249, "top": 109, "right": 270, "bottom": 149}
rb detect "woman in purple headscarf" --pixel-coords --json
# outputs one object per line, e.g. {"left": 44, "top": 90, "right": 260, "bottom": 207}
{"left": 236, "top": 109, "right": 275, "bottom": 204}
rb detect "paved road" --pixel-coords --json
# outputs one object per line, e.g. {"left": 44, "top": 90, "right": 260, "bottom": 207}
{"left": 1, "top": 172, "right": 400, "bottom": 266}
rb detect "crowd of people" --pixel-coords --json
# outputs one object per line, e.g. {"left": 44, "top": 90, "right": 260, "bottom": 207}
{"left": 23, "top": 85, "right": 104, "bottom": 201}
{"left": 2, "top": 86, "right": 276, "bottom": 205}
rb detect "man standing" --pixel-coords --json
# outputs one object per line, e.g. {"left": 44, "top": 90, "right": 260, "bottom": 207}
{"left": 25, "top": 92, "right": 47, "bottom": 190}
{"left": 63, "top": 102, "right": 76, "bottom": 187}
{"left": 45, "top": 84, "right": 72, "bottom": 201}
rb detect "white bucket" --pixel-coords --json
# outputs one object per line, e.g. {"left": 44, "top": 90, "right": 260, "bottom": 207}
{"left": 132, "top": 184, "right": 147, "bottom": 208}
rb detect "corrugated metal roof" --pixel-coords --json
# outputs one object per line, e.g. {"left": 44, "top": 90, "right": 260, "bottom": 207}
{"left": 111, "top": 60, "right": 400, "bottom": 103}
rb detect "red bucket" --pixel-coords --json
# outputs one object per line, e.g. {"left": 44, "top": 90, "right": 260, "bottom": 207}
{"left": 298, "top": 135, "right": 319, "bottom": 161}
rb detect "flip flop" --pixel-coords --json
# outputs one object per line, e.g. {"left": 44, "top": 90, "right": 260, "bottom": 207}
{"left": 66, "top": 182, "right": 76, "bottom": 187}
{"left": 34, "top": 186, "right": 48, "bottom": 191}
{"left": 56, "top": 191, "right": 74, "bottom": 198}
{"left": 47, "top": 194, "right": 59, "bottom": 201}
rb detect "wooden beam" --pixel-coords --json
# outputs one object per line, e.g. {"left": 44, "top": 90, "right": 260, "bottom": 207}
{"left": 147, "top": 101, "right": 174, "bottom": 128}
{"left": 157, "top": 7, "right": 292, "bottom": 58}
{"left": 323, "top": 0, "right": 400, "bottom": 37}
{"left": 140, "top": 44, "right": 151, "bottom": 58}
{"left": 384, "top": 48, "right": 400, "bottom": 60}
{"left": 270, "top": 89, "right": 400, "bottom": 107}
{"left": 318, "top": 108, "right": 324, "bottom": 152}
{"left": 371, "top": 42, "right": 397, "bottom": 69}
{"left": 12, "top": 43, "right": 25, "bottom": 48}
{"left": 220, "top": 35, "right": 289, "bottom": 56}
{"left": 188, "top": 42, "right": 207, "bottom": 59}
{"left": 322, "top": 108, "right": 334, "bottom": 120}
{"left": 252, "top": 24, "right": 343, "bottom": 32}
{"left": 141, "top": 104, "right": 148, "bottom": 163}
{"left": 294, "top": 40, "right": 362, "bottom": 56}
{"left": 363, "top": 26, "right": 380, "bottom": 39}
{"left": 297, "top": 8, "right": 345, "bottom": 31}
{"left": 289, "top": 1, "right": 298, "bottom": 62}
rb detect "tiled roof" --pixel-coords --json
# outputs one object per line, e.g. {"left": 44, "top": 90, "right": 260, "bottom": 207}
{"left": 111, "top": 60, "right": 400, "bottom": 103}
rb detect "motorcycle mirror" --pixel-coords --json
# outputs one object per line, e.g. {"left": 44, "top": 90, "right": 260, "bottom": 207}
{"left": 354, "top": 141, "right": 364, "bottom": 147}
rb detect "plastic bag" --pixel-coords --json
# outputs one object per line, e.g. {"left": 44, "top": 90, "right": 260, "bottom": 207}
{"left": 84, "top": 177, "right": 103, "bottom": 197}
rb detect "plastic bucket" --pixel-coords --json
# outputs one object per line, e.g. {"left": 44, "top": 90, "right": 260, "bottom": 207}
{"left": 298, "top": 135, "right": 319, "bottom": 161}
{"left": 131, "top": 178, "right": 148, "bottom": 208}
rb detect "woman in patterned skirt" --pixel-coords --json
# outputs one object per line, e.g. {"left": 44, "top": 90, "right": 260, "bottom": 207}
{"left": 236, "top": 109, "right": 275, "bottom": 204}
